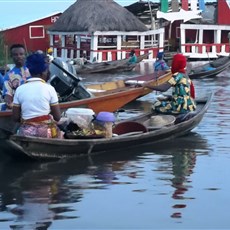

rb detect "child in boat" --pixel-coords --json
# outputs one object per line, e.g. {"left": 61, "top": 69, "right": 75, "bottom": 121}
{"left": 143, "top": 53, "right": 196, "bottom": 114}
{"left": 154, "top": 51, "right": 170, "bottom": 72}
{"left": 12, "top": 53, "right": 61, "bottom": 138}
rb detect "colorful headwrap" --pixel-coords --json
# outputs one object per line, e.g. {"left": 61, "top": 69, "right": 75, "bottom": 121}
{"left": 171, "top": 53, "right": 187, "bottom": 74}
{"left": 157, "top": 51, "right": 164, "bottom": 60}
{"left": 26, "top": 53, "right": 48, "bottom": 75}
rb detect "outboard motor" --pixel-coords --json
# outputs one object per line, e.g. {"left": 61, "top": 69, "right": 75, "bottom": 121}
{"left": 48, "top": 58, "right": 93, "bottom": 102}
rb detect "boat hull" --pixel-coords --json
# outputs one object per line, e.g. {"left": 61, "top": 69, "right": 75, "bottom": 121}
{"left": 188, "top": 56, "right": 230, "bottom": 79}
{"left": 76, "top": 53, "right": 149, "bottom": 74}
{"left": 0, "top": 72, "right": 172, "bottom": 139}
{"left": 9, "top": 93, "right": 213, "bottom": 160}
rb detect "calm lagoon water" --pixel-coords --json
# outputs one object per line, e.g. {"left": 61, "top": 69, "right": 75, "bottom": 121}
{"left": 0, "top": 62, "right": 230, "bottom": 229}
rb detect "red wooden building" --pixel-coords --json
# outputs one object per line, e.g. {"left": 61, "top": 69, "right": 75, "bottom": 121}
{"left": 217, "top": 0, "right": 230, "bottom": 25}
{"left": 180, "top": 0, "right": 230, "bottom": 59}
{"left": 0, "top": 12, "right": 61, "bottom": 53}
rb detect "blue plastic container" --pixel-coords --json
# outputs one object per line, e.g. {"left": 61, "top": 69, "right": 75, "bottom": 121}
{"left": 96, "top": 112, "right": 115, "bottom": 122}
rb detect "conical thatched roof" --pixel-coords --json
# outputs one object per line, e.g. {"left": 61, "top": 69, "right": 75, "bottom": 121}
{"left": 48, "top": 0, "right": 148, "bottom": 33}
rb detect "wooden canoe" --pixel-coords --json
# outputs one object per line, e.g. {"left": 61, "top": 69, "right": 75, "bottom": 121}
{"left": 188, "top": 56, "right": 230, "bottom": 79}
{"left": 0, "top": 71, "right": 172, "bottom": 139}
{"left": 7, "top": 92, "right": 213, "bottom": 160}
{"left": 75, "top": 53, "right": 149, "bottom": 74}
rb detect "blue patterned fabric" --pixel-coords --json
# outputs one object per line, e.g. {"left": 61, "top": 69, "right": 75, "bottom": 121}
{"left": 154, "top": 60, "right": 170, "bottom": 71}
{"left": 2, "top": 65, "right": 30, "bottom": 97}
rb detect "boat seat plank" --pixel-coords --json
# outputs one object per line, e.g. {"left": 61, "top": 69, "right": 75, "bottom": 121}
{"left": 86, "top": 80, "right": 126, "bottom": 90}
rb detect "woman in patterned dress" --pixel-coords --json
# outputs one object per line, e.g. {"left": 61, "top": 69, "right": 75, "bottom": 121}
{"left": 144, "top": 53, "right": 196, "bottom": 114}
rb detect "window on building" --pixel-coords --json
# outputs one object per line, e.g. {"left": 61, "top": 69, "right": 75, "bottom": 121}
{"left": 29, "top": 26, "right": 45, "bottom": 39}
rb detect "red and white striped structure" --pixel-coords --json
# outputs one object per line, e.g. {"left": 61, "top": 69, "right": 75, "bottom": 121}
{"left": 48, "top": 28, "right": 165, "bottom": 62}
{"left": 180, "top": 0, "right": 230, "bottom": 59}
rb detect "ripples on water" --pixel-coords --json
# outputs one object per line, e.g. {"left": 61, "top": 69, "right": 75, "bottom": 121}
{"left": 0, "top": 63, "right": 230, "bottom": 229}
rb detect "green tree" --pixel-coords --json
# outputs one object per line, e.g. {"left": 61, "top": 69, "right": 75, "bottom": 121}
{"left": 0, "top": 33, "right": 5, "bottom": 67}
{"left": 0, "top": 33, "right": 10, "bottom": 72}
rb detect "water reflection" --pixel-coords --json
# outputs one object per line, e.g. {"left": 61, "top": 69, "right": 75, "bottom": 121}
{"left": 170, "top": 151, "right": 196, "bottom": 218}
{"left": 0, "top": 160, "right": 85, "bottom": 229}
{"left": 0, "top": 132, "right": 209, "bottom": 228}
{"left": 1, "top": 63, "right": 229, "bottom": 229}
{"left": 81, "top": 61, "right": 154, "bottom": 84}
{"left": 0, "top": 60, "right": 223, "bottom": 229}
{"left": 140, "top": 133, "right": 209, "bottom": 220}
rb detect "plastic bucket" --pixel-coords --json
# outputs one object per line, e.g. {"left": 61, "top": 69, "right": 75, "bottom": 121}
{"left": 65, "top": 108, "right": 95, "bottom": 129}
{"left": 94, "top": 112, "right": 115, "bottom": 138}
{"left": 96, "top": 112, "right": 115, "bottom": 122}
{"left": 66, "top": 108, "right": 94, "bottom": 116}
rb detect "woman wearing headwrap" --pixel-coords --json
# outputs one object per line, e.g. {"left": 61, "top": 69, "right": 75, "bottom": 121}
{"left": 12, "top": 53, "right": 61, "bottom": 138}
{"left": 143, "top": 53, "right": 196, "bottom": 114}
{"left": 154, "top": 51, "right": 170, "bottom": 72}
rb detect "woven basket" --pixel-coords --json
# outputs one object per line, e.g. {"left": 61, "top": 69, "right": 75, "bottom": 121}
{"left": 144, "top": 115, "right": 176, "bottom": 130}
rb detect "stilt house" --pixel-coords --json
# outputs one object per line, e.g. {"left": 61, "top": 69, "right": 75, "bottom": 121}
{"left": 47, "top": 0, "right": 165, "bottom": 62}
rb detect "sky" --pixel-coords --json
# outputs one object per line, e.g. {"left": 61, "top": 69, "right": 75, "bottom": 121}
{"left": 0, "top": 0, "right": 138, "bottom": 29}
{"left": 0, "top": 0, "right": 219, "bottom": 30}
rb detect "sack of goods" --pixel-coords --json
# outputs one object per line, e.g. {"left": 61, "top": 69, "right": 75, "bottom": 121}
{"left": 65, "top": 108, "right": 95, "bottom": 129}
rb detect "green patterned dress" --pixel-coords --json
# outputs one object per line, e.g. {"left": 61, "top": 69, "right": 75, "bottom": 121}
{"left": 154, "top": 73, "right": 196, "bottom": 114}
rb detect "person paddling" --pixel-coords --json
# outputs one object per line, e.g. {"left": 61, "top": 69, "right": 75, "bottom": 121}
{"left": 128, "top": 49, "right": 137, "bottom": 64}
{"left": 143, "top": 53, "right": 196, "bottom": 114}
{"left": 154, "top": 51, "right": 170, "bottom": 72}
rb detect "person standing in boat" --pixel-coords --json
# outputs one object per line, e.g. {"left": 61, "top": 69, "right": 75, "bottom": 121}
{"left": 12, "top": 53, "right": 61, "bottom": 138}
{"left": 128, "top": 49, "right": 137, "bottom": 64}
{"left": 154, "top": 51, "right": 170, "bottom": 72}
{"left": 143, "top": 53, "right": 196, "bottom": 114}
{"left": 2, "top": 44, "right": 30, "bottom": 110}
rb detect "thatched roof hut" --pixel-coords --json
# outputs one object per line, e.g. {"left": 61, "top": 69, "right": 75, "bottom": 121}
{"left": 48, "top": 0, "right": 148, "bottom": 32}
{"left": 47, "top": 0, "right": 165, "bottom": 62}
